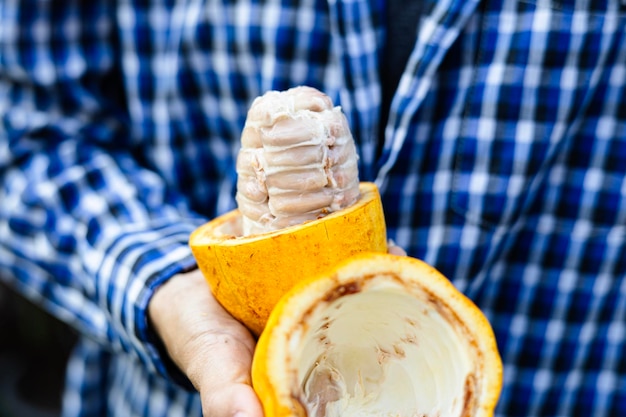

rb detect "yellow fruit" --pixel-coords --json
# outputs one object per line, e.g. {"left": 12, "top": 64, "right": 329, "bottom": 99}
{"left": 189, "top": 182, "right": 387, "bottom": 336}
{"left": 252, "top": 252, "right": 503, "bottom": 417}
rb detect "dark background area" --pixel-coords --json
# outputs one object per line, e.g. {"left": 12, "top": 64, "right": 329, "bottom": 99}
{"left": 0, "top": 282, "right": 76, "bottom": 417}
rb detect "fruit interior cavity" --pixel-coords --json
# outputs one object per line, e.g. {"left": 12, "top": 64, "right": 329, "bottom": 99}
{"left": 292, "top": 275, "right": 478, "bottom": 417}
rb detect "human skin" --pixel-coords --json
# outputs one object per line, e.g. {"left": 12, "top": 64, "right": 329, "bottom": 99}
{"left": 148, "top": 268, "right": 264, "bottom": 417}
{"left": 148, "top": 244, "right": 406, "bottom": 417}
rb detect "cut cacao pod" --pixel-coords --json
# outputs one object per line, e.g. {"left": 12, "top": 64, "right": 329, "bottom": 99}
{"left": 189, "top": 182, "right": 387, "bottom": 336}
{"left": 252, "top": 252, "right": 503, "bottom": 417}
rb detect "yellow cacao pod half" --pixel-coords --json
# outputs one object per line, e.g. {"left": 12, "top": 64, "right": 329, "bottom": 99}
{"left": 252, "top": 252, "right": 503, "bottom": 417}
{"left": 189, "top": 182, "right": 387, "bottom": 336}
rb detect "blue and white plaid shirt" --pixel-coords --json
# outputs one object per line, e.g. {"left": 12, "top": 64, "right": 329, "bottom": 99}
{"left": 1, "top": 0, "right": 625, "bottom": 416}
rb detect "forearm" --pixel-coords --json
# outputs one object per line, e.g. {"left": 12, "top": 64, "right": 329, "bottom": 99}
{"left": 0, "top": 0, "right": 206, "bottom": 378}
{"left": 0, "top": 142, "right": 204, "bottom": 376}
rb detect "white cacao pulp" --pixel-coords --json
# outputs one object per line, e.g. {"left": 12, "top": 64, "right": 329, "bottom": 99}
{"left": 235, "top": 86, "right": 360, "bottom": 236}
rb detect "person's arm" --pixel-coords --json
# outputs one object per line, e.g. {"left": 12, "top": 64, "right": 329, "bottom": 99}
{"left": 0, "top": 0, "right": 201, "bottom": 378}
{"left": 0, "top": 4, "right": 263, "bottom": 415}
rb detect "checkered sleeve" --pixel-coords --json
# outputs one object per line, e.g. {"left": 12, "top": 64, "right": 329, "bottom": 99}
{"left": 0, "top": 0, "right": 202, "bottom": 386}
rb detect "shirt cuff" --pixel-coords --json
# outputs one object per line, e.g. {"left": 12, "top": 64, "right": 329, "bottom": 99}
{"left": 92, "top": 218, "right": 204, "bottom": 390}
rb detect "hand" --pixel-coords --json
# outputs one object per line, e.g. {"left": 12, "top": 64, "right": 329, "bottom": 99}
{"left": 149, "top": 269, "right": 264, "bottom": 417}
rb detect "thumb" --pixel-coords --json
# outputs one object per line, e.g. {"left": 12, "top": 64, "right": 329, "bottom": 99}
{"left": 184, "top": 328, "right": 264, "bottom": 417}
{"left": 202, "top": 381, "right": 262, "bottom": 417}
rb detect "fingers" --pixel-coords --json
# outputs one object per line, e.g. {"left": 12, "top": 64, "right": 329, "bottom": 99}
{"left": 149, "top": 270, "right": 264, "bottom": 417}
{"left": 387, "top": 239, "right": 407, "bottom": 256}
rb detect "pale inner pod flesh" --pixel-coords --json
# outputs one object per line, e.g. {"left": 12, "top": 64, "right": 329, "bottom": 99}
{"left": 288, "top": 276, "right": 480, "bottom": 417}
{"left": 236, "top": 86, "right": 360, "bottom": 235}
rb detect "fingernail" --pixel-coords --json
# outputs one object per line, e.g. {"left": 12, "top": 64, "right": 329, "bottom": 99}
{"left": 233, "top": 413, "right": 248, "bottom": 417}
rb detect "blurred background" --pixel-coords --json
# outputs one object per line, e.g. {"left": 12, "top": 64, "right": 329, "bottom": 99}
{"left": 0, "top": 282, "right": 76, "bottom": 417}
